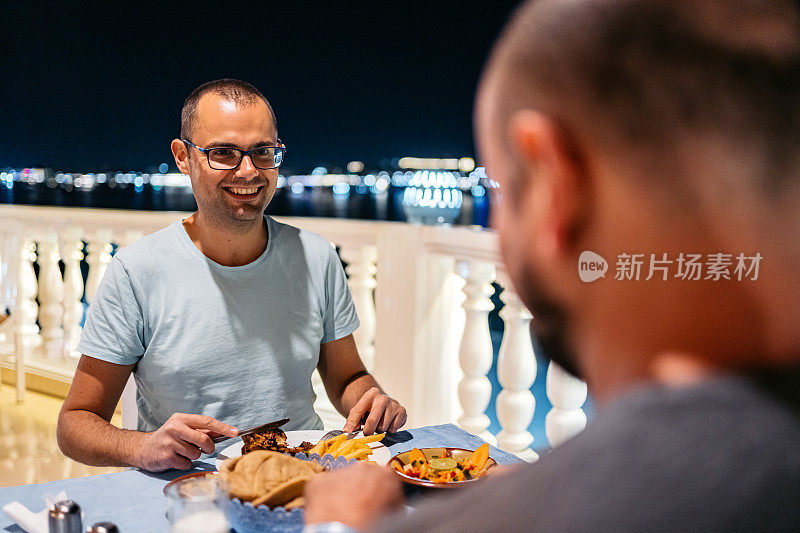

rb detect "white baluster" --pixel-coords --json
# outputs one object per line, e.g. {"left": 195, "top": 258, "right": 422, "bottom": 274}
{"left": 545, "top": 361, "right": 588, "bottom": 447}
{"left": 456, "top": 260, "right": 496, "bottom": 444}
{"left": 17, "top": 238, "right": 40, "bottom": 348}
{"left": 61, "top": 227, "right": 85, "bottom": 358}
{"left": 340, "top": 244, "right": 377, "bottom": 372}
{"left": 496, "top": 279, "right": 538, "bottom": 461}
{"left": 84, "top": 230, "right": 113, "bottom": 304}
{"left": 37, "top": 232, "right": 64, "bottom": 359}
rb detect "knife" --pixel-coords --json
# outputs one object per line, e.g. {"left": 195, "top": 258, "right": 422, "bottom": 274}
{"left": 211, "top": 418, "right": 290, "bottom": 444}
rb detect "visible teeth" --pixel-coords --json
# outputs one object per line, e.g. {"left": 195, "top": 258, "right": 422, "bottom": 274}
{"left": 230, "top": 187, "right": 258, "bottom": 195}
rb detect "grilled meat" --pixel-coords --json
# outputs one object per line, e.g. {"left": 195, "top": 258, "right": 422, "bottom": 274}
{"left": 241, "top": 427, "right": 314, "bottom": 456}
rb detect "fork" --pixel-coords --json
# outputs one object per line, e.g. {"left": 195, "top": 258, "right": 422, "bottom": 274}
{"left": 319, "top": 429, "right": 359, "bottom": 441}
{"left": 321, "top": 414, "right": 369, "bottom": 441}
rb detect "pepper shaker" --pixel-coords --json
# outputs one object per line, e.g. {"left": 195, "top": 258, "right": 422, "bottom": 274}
{"left": 48, "top": 500, "right": 82, "bottom": 533}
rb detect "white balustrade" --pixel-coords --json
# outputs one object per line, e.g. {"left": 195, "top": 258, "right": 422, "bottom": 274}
{"left": 0, "top": 205, "right": 591, "bottom": 455}
{"left": 84, "top": 229, "right": 113, "bottom": 304}
{"left": 17, "top": 238, "right": 40, "bottom": 348}
{"left": 61, "top": 227, "right": 85, "bottom": 358}
{"left": 340, "top": 244, "right": 377, "bottom": 371}
{"left": 495, "top": 276, "right": 538, "bottom": 461}
{"left": 545, "top": 361, "right": 588, "bottom": 447}
{"left": 372, "top": 225, "right": 463, "bottom": 428}
{"left": 456, "top": 260, "right": 496, "bottom": 444}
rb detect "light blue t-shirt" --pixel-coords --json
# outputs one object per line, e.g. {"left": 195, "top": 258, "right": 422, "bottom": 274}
{"left": 77, "top": 216, "right": 359, "bottom": 432}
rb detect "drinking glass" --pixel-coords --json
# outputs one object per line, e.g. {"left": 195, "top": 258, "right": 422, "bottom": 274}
{"left": 165, "top": 475, "right": 230, "bottom": 533}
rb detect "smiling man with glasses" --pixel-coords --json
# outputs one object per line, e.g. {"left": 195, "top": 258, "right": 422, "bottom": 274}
{"left": 57, "top": 79, "right": 406, "bottom": 472}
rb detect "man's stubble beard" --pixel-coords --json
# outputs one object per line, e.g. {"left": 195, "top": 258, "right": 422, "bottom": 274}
{"left": 517, "top": 269, "right": 583, "bottom": 379}
{"left": 501, "top": 228, "right": 584, "bottom": 379}
{"left": 196, "top": 189, "right": 272, "bottom": 234}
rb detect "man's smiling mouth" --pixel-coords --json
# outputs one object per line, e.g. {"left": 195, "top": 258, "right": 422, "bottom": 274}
{"left": 223, "top": 185, "right": 264, "bottom": 200}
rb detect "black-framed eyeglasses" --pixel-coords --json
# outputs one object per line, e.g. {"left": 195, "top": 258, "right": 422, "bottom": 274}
{"left": 182, "top": 139, "right": 286, "bottom": 170}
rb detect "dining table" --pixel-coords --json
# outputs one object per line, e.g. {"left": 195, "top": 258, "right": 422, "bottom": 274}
{"left": 0, "top": 424, "right": 523, "bottom": 532}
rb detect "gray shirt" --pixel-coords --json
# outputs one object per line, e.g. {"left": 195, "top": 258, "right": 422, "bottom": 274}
{"left": 78, "top": 216, "right": 359, "bottom": 432}
{"left": 380, "top": 371, "right": 800, "bottom": 532}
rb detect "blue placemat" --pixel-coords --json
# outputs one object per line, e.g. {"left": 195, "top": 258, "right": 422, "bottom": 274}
{"left": 0, "top": 424, "right": 521, "bottom": 531}
{"left": 0, "top": 462, "right": 216, "bottom": 532}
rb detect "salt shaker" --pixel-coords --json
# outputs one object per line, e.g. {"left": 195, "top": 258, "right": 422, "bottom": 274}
{"left": 48, "top": 500, "right": 83, "bottom": 533}
{"left": 86, "top": 522, "right": 119, "bottom": 533}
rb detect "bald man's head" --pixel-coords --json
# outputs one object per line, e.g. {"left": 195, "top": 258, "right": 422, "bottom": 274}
{"left": 475, "top": 0, "right": 800, "bottom": 385}
{"left": 181, "top": 79, "right": 276, "bottom": 141}
{"left": 480, "top": 0, "right": 800, "bottom": 202}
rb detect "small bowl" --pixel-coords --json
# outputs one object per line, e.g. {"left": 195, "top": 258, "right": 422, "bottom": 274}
{"left": 388, "top": 447, "right": 497, "bottom": 489}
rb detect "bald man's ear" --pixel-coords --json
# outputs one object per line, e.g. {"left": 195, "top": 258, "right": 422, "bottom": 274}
{"left": 171, "top": 139, "right": 191, "bottom": 175}
{"left": 509, "top": 110, "right": 587, "bottom": 259}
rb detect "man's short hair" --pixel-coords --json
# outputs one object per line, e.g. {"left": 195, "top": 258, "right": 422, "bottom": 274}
{"left": 180, "top": 79, "right": 276, "bottom": 140}
{"left": 487, "top": 0, "right": 800, "bottom": 196}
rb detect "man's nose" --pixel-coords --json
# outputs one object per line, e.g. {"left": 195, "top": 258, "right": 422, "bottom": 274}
{"left": 236, "top": 155, "right": 259, "bottom": 177}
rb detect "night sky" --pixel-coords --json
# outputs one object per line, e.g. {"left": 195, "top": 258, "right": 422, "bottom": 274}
{"left": 1, "top": 1, "right": 522, "bottom": 172}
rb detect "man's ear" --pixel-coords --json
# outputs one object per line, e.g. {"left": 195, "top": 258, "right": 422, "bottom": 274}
{"left": 170, "top": 139, "right": 190, "bottom": 175}
{"left": 508, "top": 110, "right": 587, "bottom": 259}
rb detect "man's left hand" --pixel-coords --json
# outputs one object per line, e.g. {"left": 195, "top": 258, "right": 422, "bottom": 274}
{"left": 343, "top": 387, "right": 407, "bottom": 434}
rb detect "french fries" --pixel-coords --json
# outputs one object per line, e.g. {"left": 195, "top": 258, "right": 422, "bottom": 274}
{"left": 308, "top": 433, "right": 385, "bottom": 461}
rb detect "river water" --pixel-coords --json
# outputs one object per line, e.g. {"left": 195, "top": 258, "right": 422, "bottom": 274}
{"left": 0, "top": 182, "right": 490, "bottom": 227}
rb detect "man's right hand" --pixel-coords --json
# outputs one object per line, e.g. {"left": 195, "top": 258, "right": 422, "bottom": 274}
{"left": 132, "top": 413, "right": 238, "bottom": 472}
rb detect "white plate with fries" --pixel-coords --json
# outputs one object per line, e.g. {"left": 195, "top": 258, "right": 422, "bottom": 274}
{"left": 214, "top": 430, "right": 391, "bottom": 470}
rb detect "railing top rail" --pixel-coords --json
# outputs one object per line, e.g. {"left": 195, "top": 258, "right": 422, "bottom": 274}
{"left": 420, "top": 224, "right": 499, "bottom": 265}
{"left": 1, "top": 204, "right": 500, "bottom": 264}
{"left": 0, "top": 205, "right": 188, "bottom": 236}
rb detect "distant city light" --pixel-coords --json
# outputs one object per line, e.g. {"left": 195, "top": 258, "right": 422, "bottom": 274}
{"left": 374, "top": 177, "right": 389, "bottom": 192}
{"left": 347, "top": 161, "right": 364, "bottom": 173}
{"left": 0, "top": 163, "right": 493, "bottom": 225}
{"left": 469, "top": 167, "right": 488, "bottom": 179}
{"left": 162, "top": 173, "right": 191, "bottom": 188}
{"left": 159, "top": 163, "right": 169, "bottom": 173}
{"left": 332, "top": 182, "right": 350, "bottom": 196}
{"left": 74, "top": 174, "right": 95, "bottom": 189}
{"left": 458, "top": 157, "right": 475, "bottom": 172}
{"left": 398, "top": 157, "right": 461, "bottom": 170}
{"left": 471, "top": 185, "right": 486, "bottom": 198}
